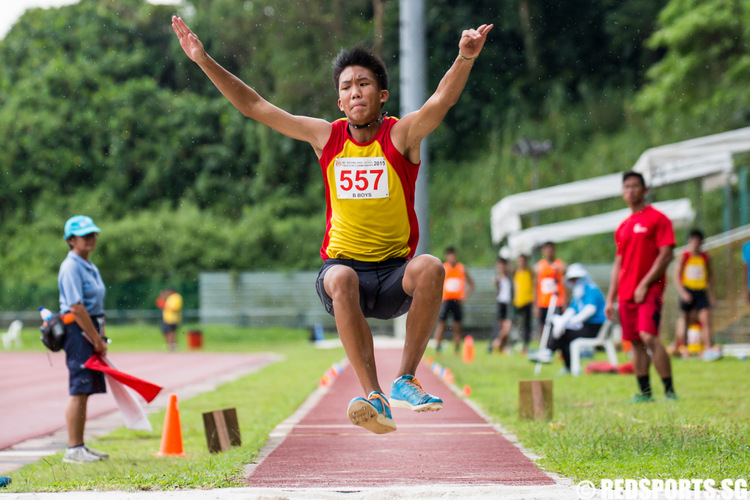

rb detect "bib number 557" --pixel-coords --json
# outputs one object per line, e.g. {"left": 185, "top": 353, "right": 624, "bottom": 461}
{"left": 334, "top": 157, "right": 389, "bottom": 199}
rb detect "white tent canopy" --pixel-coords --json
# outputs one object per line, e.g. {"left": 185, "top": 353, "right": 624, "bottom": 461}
{"left": 505, "top": 199, "right": 695, "bottom": 258}
{"left": 491, "top": 127, "right": 750, "bottom": 244}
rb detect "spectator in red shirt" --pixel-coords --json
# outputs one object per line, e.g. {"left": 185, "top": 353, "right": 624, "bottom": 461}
{"left": 605, "top": 171, "right": 677, "bottom": 402}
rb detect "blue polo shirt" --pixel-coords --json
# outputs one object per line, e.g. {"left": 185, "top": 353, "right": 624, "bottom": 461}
{"left": 58, "top": 251, "right": 106, "bottom": 316}
{"left": 570, "top": 278, "right": 606, "bottom": 325}
{"left": 743, "top": 241, "right": 750, "bottom": 289}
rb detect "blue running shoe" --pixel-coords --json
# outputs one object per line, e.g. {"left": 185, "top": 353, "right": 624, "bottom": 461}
{"left": 389, "top": 374, "right": 443, "bottom": 412}
{"left": 347, "top": 391, "right": 396, "bottom": 434}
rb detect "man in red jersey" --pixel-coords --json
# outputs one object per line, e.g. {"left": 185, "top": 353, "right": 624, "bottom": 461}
{"left": 172, "top": 16, "right": 492, "bottom": 433}
{"left": 605, "top": 171, "right": 677, "bottom": 402}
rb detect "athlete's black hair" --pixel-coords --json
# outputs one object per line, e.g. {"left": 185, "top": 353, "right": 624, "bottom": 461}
{"left": 332, "top": 46, "right": 388, "bottom": 91}
{"left": 622, "top": 171, "right": 647, "bottom": 188}
{"left": 688, "top": 229, "right": 705, "bottom": 241}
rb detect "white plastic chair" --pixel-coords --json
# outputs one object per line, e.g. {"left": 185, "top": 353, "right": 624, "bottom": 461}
{"left": 570, "top": 320, "right": 620, "bottom": 375}
{"left": 1, "top": 320, "right": 23, "bottom": 349}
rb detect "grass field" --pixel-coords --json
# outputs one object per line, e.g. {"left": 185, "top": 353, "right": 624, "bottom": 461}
{"left": 4, "top": 325, "right": 749, "bottom": 491}
{"left": 430, "top": 341, "right": 750, "bottom": 485}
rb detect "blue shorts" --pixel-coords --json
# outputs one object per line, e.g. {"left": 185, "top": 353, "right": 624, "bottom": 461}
{"left": 63, "top": 320, "right": 106, "bottom": 396}
{"left": 316, "top": 258, "right": 412, "bottom": 320}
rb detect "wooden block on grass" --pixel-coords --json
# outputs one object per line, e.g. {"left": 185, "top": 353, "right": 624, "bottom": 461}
{"left": 202, "top": 407, "right": 241, "bottom": 453}
{"left": 518, "top": 380, "right": 553, "bottom": 420}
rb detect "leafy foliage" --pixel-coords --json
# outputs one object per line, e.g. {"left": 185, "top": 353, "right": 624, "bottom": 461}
{"left": 634, "top": 0, "right": 750, "bottom": 130}
{"left": 0, "top": 0, "right": 747, "bottom": 309}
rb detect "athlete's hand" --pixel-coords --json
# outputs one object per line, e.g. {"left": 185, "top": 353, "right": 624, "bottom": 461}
{"left": 679, "top": 290, "right": 692, "bottom": 303}
{"left": 604, "top": 299, "right": 616, "bottom": 322}
{"left": 458, "top": 24, "right": 493, "bottom": 59}
{"left": 172, "top": 16, "right": 207, "bottom": 63}
{"left": 633, "top": 283, "right": 648, "bottom": 304}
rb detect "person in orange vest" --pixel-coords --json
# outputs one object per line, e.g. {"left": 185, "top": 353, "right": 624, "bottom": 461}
{"left": 434, "top": 247, "right": 475, "bottom": 353}
{"left": 533, "top": 241, "right": 566, "bottom": 340}
{"left": 671, "top": 229, "right": 719, "bottom": 360}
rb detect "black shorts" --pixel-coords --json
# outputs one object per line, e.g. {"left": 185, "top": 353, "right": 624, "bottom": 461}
{"left": 63, "top": 320, "right": 106, "bottom": 396}
{"left": 679, "top": 288, "right": 710, "bottom": 312}
{"left": 538, "top": 306, "right": 562, "bottom": 324}
{"left": 316, "top": 258, "right": 412, "bottom": 320}
{"left": 161, "top": 321, "right": 178, "bottom": 335}
{"left": 439, "top": 299, "right": 463, "bottom": 322}
{"left": 497, "top": 302, "right": 510, "bottom": 320}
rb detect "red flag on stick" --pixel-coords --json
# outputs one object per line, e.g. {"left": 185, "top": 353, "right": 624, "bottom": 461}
{"left": 84, "top": 355, "right": 163, "bottom": 403}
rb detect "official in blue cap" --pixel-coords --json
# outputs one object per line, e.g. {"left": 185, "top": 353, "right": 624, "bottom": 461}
{"left": 58, "top": 215, "right": 110, "bottom": 463}
{"left": 63, "top": 215, "right": 101, "bottom": 240}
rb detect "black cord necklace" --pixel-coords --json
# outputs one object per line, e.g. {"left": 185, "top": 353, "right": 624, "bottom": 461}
{"left": 350, "top": 112, "right": 387, "bottom": 129}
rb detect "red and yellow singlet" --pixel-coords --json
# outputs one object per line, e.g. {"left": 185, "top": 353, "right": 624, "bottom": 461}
{"left": 680, "top": 251, "right": 709, "bottom": 290}
{"left": 318, "top": 117, "right": 420, "bottom": 261}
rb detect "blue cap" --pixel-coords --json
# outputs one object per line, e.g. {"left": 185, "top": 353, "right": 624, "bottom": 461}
{"left": 64, "top": 215, "right": 101, "bottom": 240}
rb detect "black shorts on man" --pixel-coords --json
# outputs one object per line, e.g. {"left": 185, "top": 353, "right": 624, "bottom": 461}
{"left": 438, "top": 299, "right": 463, "bottom": 322}
{"left": 679, "top": 288, "right": 710, "bottom": 312}
{"left": 316, "top": 258, "right": 412, "bottom": 320}
{"left": 497, "top": 302, "right": 510, "bottom": 320}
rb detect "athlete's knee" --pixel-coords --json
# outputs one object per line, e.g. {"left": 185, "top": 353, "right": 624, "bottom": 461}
{"left": 630, "top": 339, "right": 647, "bottom": 352}
{"left": 638, "top": 332, "right": 659, "bottom": 349}
{"left": 410, "top": 255, "right": 444, "bottom": 286}
{"left": 324, "top": 266, "right": 359, "bottom": 299}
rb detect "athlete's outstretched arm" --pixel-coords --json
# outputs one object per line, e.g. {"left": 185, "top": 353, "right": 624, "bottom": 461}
{"left": 171, "top": 16, "right": 330, "bottom": 155}
{"left": 392, "top": 24, "right": 493, "bottom": 163}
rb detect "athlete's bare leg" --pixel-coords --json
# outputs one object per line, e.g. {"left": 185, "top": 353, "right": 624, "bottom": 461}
{"left": 398, "top": 255, "right": 445, "bottom": 377}
{"left": 631, "top": 339, "right": 650, "bottom": 377}
{"left": 640, "top": 332, "right": 672, "bottom": 379}
{"left": 496, "top": 318, "right": 511, "bottom": 351}
{"left": 433, "top": 319, "right": 447, "bottom": 350}
{"left": 324, "top": 265, "right": 381, "bottom": 395}
{"left": 698, "top": 308, "right": 712, "bottom": 349}
{"left": 452, "top": 321, "right": 464, "bottom": 353}
{"left": 672, "top": 311, "right": 687, "bottom": 356}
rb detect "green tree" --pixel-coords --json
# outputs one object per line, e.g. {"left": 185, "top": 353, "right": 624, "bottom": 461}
{"left": 634, "top": 0, "right": 750, "bottom": 130}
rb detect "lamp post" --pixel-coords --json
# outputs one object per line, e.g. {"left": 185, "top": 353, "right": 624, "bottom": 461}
{"left": 512, "top": 137, "right": 553, "bottom": 227}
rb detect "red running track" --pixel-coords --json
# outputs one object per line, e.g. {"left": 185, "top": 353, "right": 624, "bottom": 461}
{"left": 246, "top": 348, "right": 555, "bottom": 488}
{"left": 0, "top": 351, "right": 275, "bottom": 450}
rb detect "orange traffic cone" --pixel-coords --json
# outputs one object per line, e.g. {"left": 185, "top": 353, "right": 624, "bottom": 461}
{"left": 155, "top": 394, "right": 186, "bottom": 456}
{"left": 462, "top": 335, "right": 475, "bottom": 363}
{"left": 463, "top": 385, "right": 472, "bottom": 396}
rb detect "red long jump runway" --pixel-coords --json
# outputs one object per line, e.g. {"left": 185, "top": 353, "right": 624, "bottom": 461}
{"left": 246, "top": 348, "right": 555, "bottom": 489}
{"left": 0, "top": 351, "right": 278, "bottom": 451}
